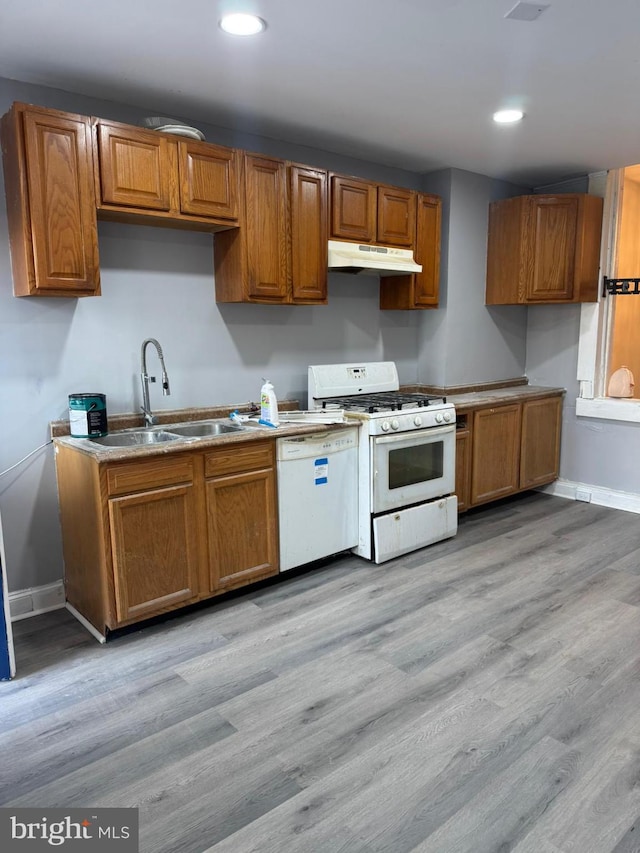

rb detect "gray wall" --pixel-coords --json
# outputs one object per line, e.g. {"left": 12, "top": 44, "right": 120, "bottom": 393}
{"left": 525, "top": 303, "right": 640, "bottom": 492}
{"left": 418, "top": 169, "right": 529, "bottom": 387}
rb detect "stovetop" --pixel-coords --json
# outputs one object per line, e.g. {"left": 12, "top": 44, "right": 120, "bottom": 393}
{"left": 319, "top": 391, "right": 447, "bottom": 415}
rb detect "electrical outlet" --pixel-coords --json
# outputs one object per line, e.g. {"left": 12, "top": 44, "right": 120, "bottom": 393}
{"left": 575, "top": 488, "right": 592, "bottom": 502}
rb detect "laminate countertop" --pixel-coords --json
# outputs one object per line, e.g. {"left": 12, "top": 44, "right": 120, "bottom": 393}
{"left": 52, "top": 403, "right": 357, "bottom": 464}
{"left": 444, "top": 384, "right": 565, "bottom": 412}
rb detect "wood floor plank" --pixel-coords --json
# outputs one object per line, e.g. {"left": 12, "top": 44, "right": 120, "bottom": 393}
{"left": 408, "top": 736, "right": 578, "bottom": 853}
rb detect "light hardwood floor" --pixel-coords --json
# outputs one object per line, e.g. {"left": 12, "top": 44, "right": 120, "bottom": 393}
{"left": 2, "top": 492, "right": 640, "bottom": 852}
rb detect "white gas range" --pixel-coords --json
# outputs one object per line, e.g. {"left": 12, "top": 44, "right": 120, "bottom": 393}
{"left": 309, "top": 361, "right": 458, "bottom": 564}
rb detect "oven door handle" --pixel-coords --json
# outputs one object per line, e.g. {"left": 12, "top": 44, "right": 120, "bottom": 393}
{"left": 374, "top": 424, "right": 455, "bottom": 445}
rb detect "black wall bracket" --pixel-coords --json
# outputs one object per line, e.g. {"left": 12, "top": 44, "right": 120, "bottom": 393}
{"left": 602, "top": 277, "right": 640, "bottom": 297}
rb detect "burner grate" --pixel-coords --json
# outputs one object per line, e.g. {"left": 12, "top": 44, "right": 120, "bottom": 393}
{"left": 320, "top": 391, "right": 446, "bottom": 414}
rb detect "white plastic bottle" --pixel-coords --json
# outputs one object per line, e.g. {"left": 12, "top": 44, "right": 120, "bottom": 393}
{"left": 260, "top": 378, "right": 279, "bottom": 425}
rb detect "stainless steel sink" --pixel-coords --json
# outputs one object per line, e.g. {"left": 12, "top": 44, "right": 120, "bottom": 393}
{"left": 167, "top": 421, "right": 243, "bottom": 437}
{"left": 90, "top": 430, "right": 181, "bottom": 447}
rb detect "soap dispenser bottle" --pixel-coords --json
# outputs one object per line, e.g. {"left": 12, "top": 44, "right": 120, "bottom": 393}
{"left": 260, "top": 379, "right": 279, "bottom": 425}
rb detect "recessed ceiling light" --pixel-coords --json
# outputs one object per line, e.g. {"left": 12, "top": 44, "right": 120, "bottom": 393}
{"left": 493, "top": 109, "right": 524, "bottom": 124}
{"left": 219, "top": 13, "right": 266, "bottom": 35}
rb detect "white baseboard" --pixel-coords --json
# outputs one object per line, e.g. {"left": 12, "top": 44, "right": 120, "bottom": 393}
{"left": 9, "top": 580, "right": 65, "bottom": 621}
{"left": 538, "top": 479, "right": 640, "bottom": 515}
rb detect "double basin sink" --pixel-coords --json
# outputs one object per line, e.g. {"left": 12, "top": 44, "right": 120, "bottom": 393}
{"left": 89, "top": 419, "right": 246, "bottom": 448}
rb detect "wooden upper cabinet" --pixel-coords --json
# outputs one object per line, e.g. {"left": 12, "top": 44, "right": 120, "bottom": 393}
{"left": 96, "top": 121, "right": 172, "bottom": 211}
{"left": 527, "top": 196, "right": 577, "bottom": 301}
{"left": 1, "top": 103, "right": 100, "bottom": 296}
{"left": 486, "top": 193, "right": 603, "bottom": 305}
{"left": 330, "top": 174, "right": 417, "bottom": 248}
{"left": 330, "top": 175, "right": 377, "bottom": 243}
{"left": 290, "top": 165, "right": 328, "bottom": 303}
{"left": 380, "top": 193, "right": 441, "bottom": 310}
{"left": 215, "top": 154, "right": 327, "bottom": 304}
{"left": 94, "top": 119, "right": 239, "bottom": 228}
{"left": 177, "top": 139, "right": 238, "bottom": 219}
{"left": 244, "top": 154, "right": 288, "bottom": 300}
{"left": 377, "top": 185, "right": 416, "bottom": 247}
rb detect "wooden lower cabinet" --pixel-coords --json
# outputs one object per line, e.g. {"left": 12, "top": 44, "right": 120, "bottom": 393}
{"left": 204, "top": 443, "right": 279, "bottom": 592}
{"left": 519, "top": 395, "right": 562, "bottom": 488}
{"left": 456, "top": 393, "right": 563, "bottom": 512}
{"left": 455, "top": 420, "right": 471, "bottom": 512}
{"left": 109, "top": 481, "right": 200, "bottom": 623}
{"left": 55, "top": 439, "right": 279, "bottom": 636}
{"left": 471, "top": 404, "right": 522, "bottom": 505}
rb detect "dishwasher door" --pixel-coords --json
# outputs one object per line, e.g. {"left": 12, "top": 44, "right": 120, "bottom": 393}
{"left": 277, "top": 428, "right": 359, "bottom": 572}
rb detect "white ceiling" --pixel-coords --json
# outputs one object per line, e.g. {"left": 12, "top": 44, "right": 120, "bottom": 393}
{"left": 1, "top": 0, "right": 639, "bottom": 186}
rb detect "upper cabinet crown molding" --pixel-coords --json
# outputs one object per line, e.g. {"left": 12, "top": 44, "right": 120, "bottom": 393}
{"left": 1, "top": 102, "right": 100, "bottom": 297}
{"left": 485, "top": 193, "right": 604, "bottom": 305}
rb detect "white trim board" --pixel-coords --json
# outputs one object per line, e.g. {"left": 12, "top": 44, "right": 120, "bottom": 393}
{"left": 576, "top": 396, "right": 640, "bottom": 423}
{"left": 9, "top": 580, "right": 65, "bottom": 621}
{"left": 539, "top": 479, "right": 640, "bottom": 515}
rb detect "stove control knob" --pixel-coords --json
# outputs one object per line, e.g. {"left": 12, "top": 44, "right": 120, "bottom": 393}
{"left": 413, "top": 416, "right": 423, "bottom": 427}
{"left": 443, "top": 411, "right": 453, "bottom": 422}
{"left": 381, "top": 421, "right": 391, "bottom": 432}
{"left": 435, "top": 412, "right": 444, "bottom": 424}
{"left": 391, "top": 419, "right": 400, "bottom": 430}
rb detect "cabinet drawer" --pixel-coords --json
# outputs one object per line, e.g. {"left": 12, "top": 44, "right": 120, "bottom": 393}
{"left": 107, "top": 455, "right": 194, "bottom": 496}
{"left": 205, "top": 442, "right": 273, "bottom": 477}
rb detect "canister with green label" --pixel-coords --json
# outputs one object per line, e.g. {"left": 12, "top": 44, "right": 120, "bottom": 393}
{"left": 68, "top": 393, "right": 108, "bottom": 438}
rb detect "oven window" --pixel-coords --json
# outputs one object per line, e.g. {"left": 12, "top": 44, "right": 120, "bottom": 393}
{"left": 388, "top": 441, "right": 444, "bottom": 489}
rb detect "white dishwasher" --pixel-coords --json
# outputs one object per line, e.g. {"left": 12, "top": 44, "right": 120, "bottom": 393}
{"left": 277, "top": 427, "right": 359, "bottom": 571}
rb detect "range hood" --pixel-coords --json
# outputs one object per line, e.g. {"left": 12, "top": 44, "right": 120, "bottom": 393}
{"left": 327, "top": 240, "right": 422, "bottom": 276}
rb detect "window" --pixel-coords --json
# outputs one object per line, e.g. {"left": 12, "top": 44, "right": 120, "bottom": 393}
{"left": 576, "top": 169, "right": 640, "bottom": 422}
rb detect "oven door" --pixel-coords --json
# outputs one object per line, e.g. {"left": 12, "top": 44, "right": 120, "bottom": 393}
{"left": 372, "top": 424, "right": 456, "bottom": 514}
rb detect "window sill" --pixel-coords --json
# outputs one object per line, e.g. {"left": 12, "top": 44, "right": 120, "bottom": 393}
{"left": 576, "top": 396, "right": 640, "bottom": 423}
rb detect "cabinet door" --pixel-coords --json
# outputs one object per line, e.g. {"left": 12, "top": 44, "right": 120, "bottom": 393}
{"left": 290, "top": 165, "right": 328, "bottom": 303}
{"left": 108, "top": 483, "right": 200, "bottom": 624}
{"left": 330, "top": 175, "right": 377, "bottom": 243}
{"left": 471, "top": 404, "right": 521, "bottom": 505}
{"left": 6, "top": 107, "right": 100, "bottom": 296}
{"left": 520, "top": 396, "right": 562, "bottom": 489}
{"left": 526, "top": 196, "right": 578, "bottom": 301}
{"left": 244, "top": 154, "right": 288, "bottom": 300}
{"left": 97, "top": 122, "right": 173, "bottom": 211}
{"left": 485, "top": 195, "right": 525, "bottom": 305}
{"left": 178, "top": 140, "right": 238, "bottom": 220}
{"left": 413, "top": 194, "right": 441, "bottom": 306}
{"left": 206, "top": 467, "right": 278, "bottom": 592}
{"left": 455, "top": 423, "right": 471, "bottom": 513}
{"left": 377, "top": 186, "right": 416, "bottom": 247}
{"left": 381, "top": 193, "right": 441, "bottom": 309}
